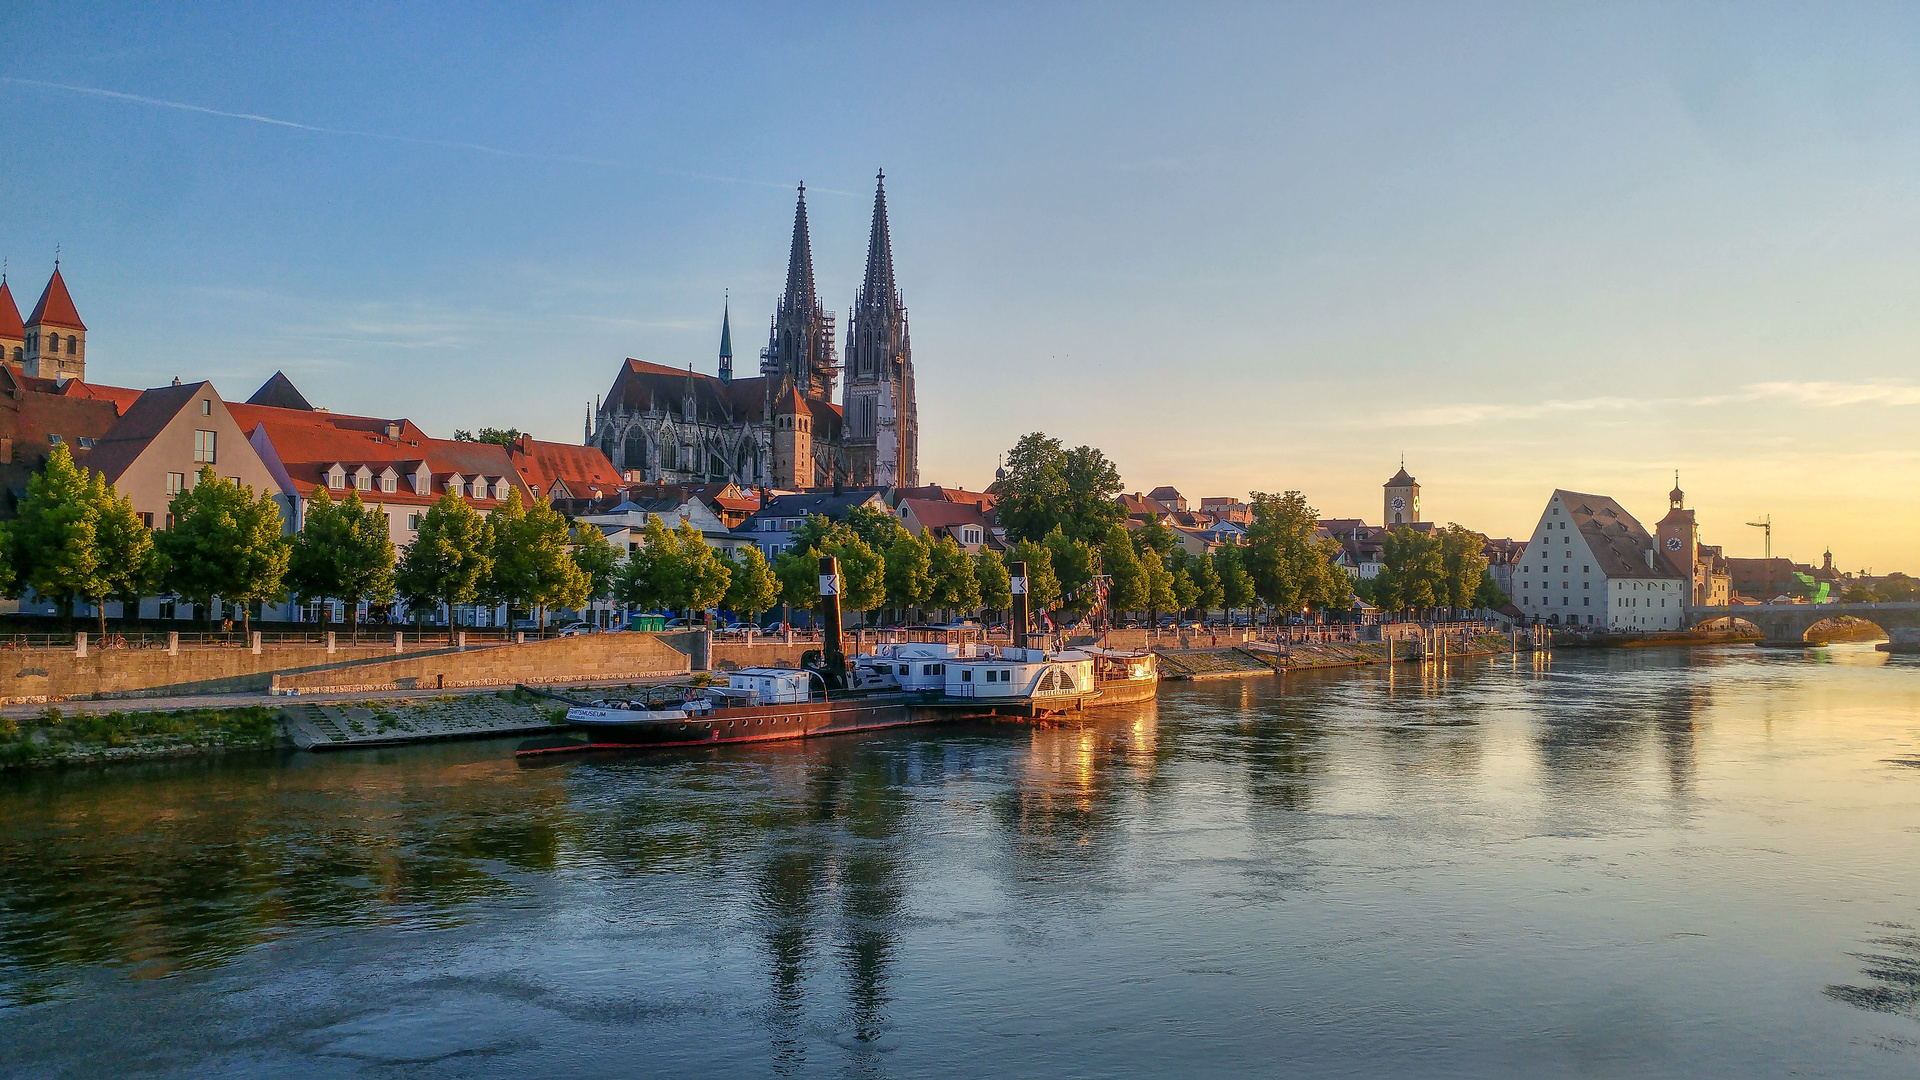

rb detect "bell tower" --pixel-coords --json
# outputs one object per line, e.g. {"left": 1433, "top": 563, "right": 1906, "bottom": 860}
{"left": 1655, "top": 472, "right": 1701, "bottom": 602}
{"left": 24, "top": 263, "right": 86, "bottom": 382}
{"left": 1383, "top": 461, "right": 1419, "bottom": 527}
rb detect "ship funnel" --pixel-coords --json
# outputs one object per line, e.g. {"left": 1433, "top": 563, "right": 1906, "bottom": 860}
{"left": 817, "top": 554, "right": 846, "bottom": 687}
{"left": 1009, "top": 560, "right": 1029, "bottom": 650}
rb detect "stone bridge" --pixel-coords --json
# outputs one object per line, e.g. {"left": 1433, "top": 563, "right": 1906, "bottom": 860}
{"left": 1683, "top": 602, "right": 1920, "bottom": 646}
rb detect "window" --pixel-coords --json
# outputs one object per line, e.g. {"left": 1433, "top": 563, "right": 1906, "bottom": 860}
{"left": 227, "top": 476, "right": 240, "bottom": 486}
{"left": 193, "top": 429, "right": 217, "bottom": 464}
{"left": 382, "top": 476, "right": 396, "bottom": 494}
{"left": 329, "top": 470, "right": 345, "bottom": 489}
{"left": 166, "top": 472, "right": 186, "bottom": 495}
{"left": 65, "top": 335, "right": 76, "bottom": 355}
{"left": 200, "top": 400, "right": 211, "bottom": 416}
{"left": 356, "top": 474, "right": 370, "bottom": 491}
{"left": 139, "top": 512, "right": 154, "bottom": 529}
{"left": 77, "top": 437, "right": 93, "bottom": 449}
{"left": 47, "top": 433, "right": 61, "bottom": 445}
{"left": 961, "top": 669, "right": 972, "bottom": 682}
{"left": 408, "top": 513, "right": 421, "bottom": 531}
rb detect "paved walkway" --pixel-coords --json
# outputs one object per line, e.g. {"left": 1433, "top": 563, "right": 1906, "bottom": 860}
{"left": 0, "top": 674, "right": 689, "bottom": 719}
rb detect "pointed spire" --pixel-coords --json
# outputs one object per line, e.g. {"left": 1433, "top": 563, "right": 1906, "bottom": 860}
{"left": 719, "top": 292, "right": 732, "bottom": 359}
{"left": 27, "top": 265, "right": 85, "bottom": 331}
{"left": 861, "top": 169, "right": 896, "bottom": 303}
{"left": 0, "top": 276, "right": 22, "bottom": 343}
{"left": 782, "top": 183, "right": 816, "bottom": 309}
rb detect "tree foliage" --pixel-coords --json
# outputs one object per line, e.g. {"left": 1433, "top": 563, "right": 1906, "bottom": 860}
{"left": 451, "top": 427, "right": 524, "bottom": 446}
{"left": 1044, "top": 528, "right": 1097, "bottom": 615}
{"left": 488, "top": 493, "right": 591, "bottom": 621}
{"left": 1011, "top": 539, "right": 1061, "bottom": 613}
{"left": 925, "top": 534, "right": 981, "bottom": 616}
{"left": 1214, "top": 546, "right": 1256, "bottom": 620}
{"left": 287, "top": 487, "right": 395, "bottom": 637}
{"left": 9, "top": 444, "right": 104, "bottom": 627}
{"left": 884, "top": 531, "right": 932, "bottom": 612}
{"left": 1244, "top": 491, "right": 1349, "bottom": 614}
{"left": 159, "top": 468, "right": 286, "bottom": 633}
{"left": 723, "top": 545, "right": 780, "bottom": 623}
{"left": 396, "top": 490, "right": 492, "bottom": 636}
{"left": 995, "top": 432, "right": 1125, "bottom": 543}
{"left": 569, "top": 523, "right": 621, "bottom": 603}
{"left": 1100, "top": 524, "right": 1148, "bottom": 615}
{"left": 973, "top": 547, "right": 1013, "bottom": 613}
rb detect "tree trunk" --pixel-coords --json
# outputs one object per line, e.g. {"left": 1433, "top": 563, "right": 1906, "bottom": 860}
{"left": 97, "top": 598, "right": 108, "bottom": 642}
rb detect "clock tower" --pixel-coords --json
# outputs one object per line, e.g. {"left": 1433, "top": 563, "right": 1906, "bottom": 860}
{"left": 1383, "top": 463, "right": 1419, "bottom": 527}
{"left": 1654, "top": 473, "right": 1701, "bottom": 603}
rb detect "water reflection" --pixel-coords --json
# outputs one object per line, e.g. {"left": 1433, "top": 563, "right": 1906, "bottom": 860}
{"left": 2, "top": 647, "right": 1918, "bottom": 1077}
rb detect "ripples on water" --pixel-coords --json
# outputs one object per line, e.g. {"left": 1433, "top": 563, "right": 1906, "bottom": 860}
{"left": 2, "top": 645, "right": 1919, "bottom": 1077}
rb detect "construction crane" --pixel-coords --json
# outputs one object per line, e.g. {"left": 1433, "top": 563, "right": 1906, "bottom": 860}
{"left": 1746, "top": 515, "right": 1773, "bottom": 601}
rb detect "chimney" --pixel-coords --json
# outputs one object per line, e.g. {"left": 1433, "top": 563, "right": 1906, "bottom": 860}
{"left": 385, "top": 421, "right": 401, "bottom": 440}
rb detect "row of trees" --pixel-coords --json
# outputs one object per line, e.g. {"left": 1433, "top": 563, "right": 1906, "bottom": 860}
{"left": 1354, "top": 524, "right": 1505, "bottom": 614}
{"left": 0, "top": 447, "right": 605, "bottom": 638}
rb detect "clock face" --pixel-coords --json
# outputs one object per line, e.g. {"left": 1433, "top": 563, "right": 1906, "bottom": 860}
{"left": 1665, "top": 537, "right": 1683, "bottom": 551}
{"left": 1391, "top": 496, "right": 1406, "bottom": 511}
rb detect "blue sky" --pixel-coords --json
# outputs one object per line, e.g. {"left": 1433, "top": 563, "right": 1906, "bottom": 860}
{"left": 5, "top": 3, "right": 1920, "bottom": 569}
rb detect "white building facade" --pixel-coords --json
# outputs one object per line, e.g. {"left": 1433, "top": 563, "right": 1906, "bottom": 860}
{"left": 1513, "top": 490, "right": 1688, "bottom": 629}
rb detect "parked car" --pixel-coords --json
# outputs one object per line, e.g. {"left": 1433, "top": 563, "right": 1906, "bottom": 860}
{"left": 556, "top": 622, "right": 592, "bottom": 637}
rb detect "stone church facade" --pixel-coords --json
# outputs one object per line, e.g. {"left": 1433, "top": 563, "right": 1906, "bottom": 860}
{"left": 588, "top": 175, "right": 919, "bottom": 491}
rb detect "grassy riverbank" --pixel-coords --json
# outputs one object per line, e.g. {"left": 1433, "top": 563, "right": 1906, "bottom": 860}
{"left": 0, "top": 706, "right": 281, "bottom": 769}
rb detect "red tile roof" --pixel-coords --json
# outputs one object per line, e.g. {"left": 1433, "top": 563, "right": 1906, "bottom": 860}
{"left": 227, "top": 400, "right": 530, "bottom": 508}
{"left": 0, "top": 367, "right": 122, "bottom": 513}
{"left": 893, "top": 484, "right": 997, "bottom": 506}
{"left": 26, "top": 268, "right": 85, "bottom": 332}
{"left": 508, "top": 435, "right": 618, "bottom": 501}
{"left": 899, "top": 498, "right": 991, "bottom": 531}
{"left": 0, "top": 280, "right": 22, "bottom": 340}
{"left": 58, "top": 380, "right": 143, "bottom": 415}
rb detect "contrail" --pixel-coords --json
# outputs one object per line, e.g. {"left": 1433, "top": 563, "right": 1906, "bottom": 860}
{"left": 2, "top": 76, "right": 618, "bottom": 166}
{"left": 3, "top": 76, "right": 865, "bottom": 194}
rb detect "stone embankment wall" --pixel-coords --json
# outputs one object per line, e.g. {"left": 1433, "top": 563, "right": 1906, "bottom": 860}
{"left": 0, "top": 640, "right": 459, "bottom": 703}
{"left": 272, "top": 633, "right": 691, "bottom": 694}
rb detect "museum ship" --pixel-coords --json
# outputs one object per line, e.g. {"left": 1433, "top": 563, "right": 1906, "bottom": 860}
{"left": 515, "top": 558, "right": 1157, "bottom": 759}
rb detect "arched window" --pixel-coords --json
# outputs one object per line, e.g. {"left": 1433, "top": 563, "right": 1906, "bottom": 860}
{"left": 622, "top": 431, "right": 646, "bottom": 472}
{"left": 65, "top": 335, "right": 77, "bottom": 355}
{"left": 9, "top": 348, "right": 18, "bottom": 363}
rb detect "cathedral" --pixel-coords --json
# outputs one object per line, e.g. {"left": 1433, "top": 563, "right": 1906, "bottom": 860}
{"left": 588, "top": 173, "right": 919, "bottom": 491}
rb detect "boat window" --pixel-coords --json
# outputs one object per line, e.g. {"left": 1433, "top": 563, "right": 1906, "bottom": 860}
{"left": 961, "top": 670, "right": 972, "bottom": 682}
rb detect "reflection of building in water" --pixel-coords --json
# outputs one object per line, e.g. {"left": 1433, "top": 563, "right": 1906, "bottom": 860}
{"left": 748, "top": 747, "right": 910, "bottom": 1060}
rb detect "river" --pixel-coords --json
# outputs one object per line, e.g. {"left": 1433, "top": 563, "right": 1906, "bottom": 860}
{"left": 2, "top": 644, "right": 1918, "bottom": 1078}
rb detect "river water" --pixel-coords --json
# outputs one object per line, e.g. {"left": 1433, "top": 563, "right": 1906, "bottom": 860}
{"left": 3, "top": 645, "right": 1919, "bottom": 1078}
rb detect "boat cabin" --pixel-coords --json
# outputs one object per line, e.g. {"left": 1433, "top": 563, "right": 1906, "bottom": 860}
{"left": 729, "top": 668, "right": 815, "bottom": 705}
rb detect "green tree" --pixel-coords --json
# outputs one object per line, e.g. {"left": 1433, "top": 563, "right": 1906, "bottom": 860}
{"left": 995, "top": 432, "right": 1125, "bottom": 543}
{"left": 829, "top": 532, "right": 886, "bottom": 618}
{"left": 451, "top": 427, "right": 524, "bottom": 446}
{"left": 287, "top": 487, "right": 395, "bottom": 640}
{"left": 1379, "top": 527, "right": 1443, "bottom": 615}
{"left": 157, "top": 469, "right": 285, "bottom": 634}
{"left": 9, "top": 444, "right": 104, "bottom": 630}
{"left": 664, "top": 521, "right": 730, "bottom": 618}
{"left": 90, "top": 474, "right": 165, "bottom": 639}
{"left": 1245, "top": 491, "right": 1349, "bottom": 616}
{"left": 1011, "top": 539, "right": 1061, "bottom": 613}
{"left": 844, "top": 503, "right": 911, "bottom": 551}
{"left": 1044, "top": 527, "right": 1097, "bottom": 615}
{"left": 884, "top": 531, "right": 933, "bottom": 615}
{"left": 1214, "top": 546, "right": 1255, "bottom": 624}
{"left": 1100, "top": 524, "right": 1148, "bottom": 617}
{"left": 773, "top": 546, "right": 820, "bottom": 614}
{"left": 1472, "top": 567, "right": 1510, "bottom": 610}
{"left": 570, "top": 523, "right": 620, "bottom": 606}
{"left": 974, "top": 547, "right": 1013, "bottom": 614}
{"left": 395, "top": 489, "right": 493, "bottom": 641}
{"left": 613, "top": 517, "right": 674, "bottom": 614}
{"left": 1439, "top": 524, "right": 1490, "bottom": 613}
{"left": 1135, "top": 516, "right": 1179, "bottom": 558}
{"left": 723, "top": 545, "right": 780, "bottom": 626}
{"left": 1171, "top": 563, "right": 1198, "bottom": 618}
{"left": 1191, "top": 551, "right": 1223, "bottom": 618}
{"left": 1143, "top": 550, "right": 1177, "bottom": 623}
{"left": 925, "top": 534, "right": 981, "bottom": 618}
{"left": 490, "top": 496, "right": 591, "bottom": 627}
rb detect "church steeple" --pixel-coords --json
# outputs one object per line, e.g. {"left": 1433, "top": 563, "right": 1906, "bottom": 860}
{"left": 718, "top": 293, "right": 733, "bottom": 384}
{"left": 862, "top": 170, "right": 897, "bottom": 305}
{"left": 761, "top": 184, "right": 836, "bottom": 403}
{"left": 839, "top": 169, "right": 918, "bottom": 487}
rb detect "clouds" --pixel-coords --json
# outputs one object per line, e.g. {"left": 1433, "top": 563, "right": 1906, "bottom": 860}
{"left": 1384, "top": 380, "right": 1920, "bottom": 427}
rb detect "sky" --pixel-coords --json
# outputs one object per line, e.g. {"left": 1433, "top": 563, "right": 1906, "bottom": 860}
{"left": 4, "top": 2, "right": 1920, "bottom": 571}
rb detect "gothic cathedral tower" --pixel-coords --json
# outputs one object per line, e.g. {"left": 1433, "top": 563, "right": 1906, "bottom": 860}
{"left": 760, "top": 185, "right": 837, "bottom": 408}
{"left": 841, "top": 171, "right": 919, "bottom": 488}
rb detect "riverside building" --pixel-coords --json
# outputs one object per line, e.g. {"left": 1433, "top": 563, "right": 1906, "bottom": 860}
{"left": 1514, "top": 490, "right": 1688, "bottom": 629}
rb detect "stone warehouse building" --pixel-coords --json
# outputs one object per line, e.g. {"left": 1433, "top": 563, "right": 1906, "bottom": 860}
{"left": 588, "top": 174, "right": 919, "bottom": 491}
